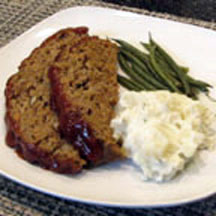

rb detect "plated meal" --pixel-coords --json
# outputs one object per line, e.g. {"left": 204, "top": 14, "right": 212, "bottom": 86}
{"left": 5, "top": 25, "right": 216, "bottom": 183}
{"left": 2, "top": 6, "right": 216, "bottom": 207}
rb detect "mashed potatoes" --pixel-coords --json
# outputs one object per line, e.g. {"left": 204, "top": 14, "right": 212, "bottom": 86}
{"left": 111, "top": 90, "right": 216, "bottom": 182}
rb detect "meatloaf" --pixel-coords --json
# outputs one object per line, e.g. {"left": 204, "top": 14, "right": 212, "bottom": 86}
{"left": 48, "top": 36, "right": 124, "bottom": 166}
{"left": 5, "top": 27, "right": 89, "bottom": 173}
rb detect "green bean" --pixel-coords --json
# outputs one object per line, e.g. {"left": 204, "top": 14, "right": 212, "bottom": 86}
{"left": 120, "top": 49, "right": 150, "bottom": 74}
{"left": 131, "top": 40, "right": 207, "bottom": 93}
{"left": 132, "top": 63, "right": 169, "bottom": 90}
{"left": 116, "top": 37, "right": 211, "bottom": 98}
{"left": 120, "top": 48, "right": 163, "bottom": 82}
{"left": 114, "top": 39, "right": 149, "bottom": 62}
{"left": 156, "top": 58, "right": 182, "bottom": 87}
{"left": 118, "top": 54, "right": 155, "bottom": 90}
{"left": 113, "top": 39, "right": 162, "bottom": 81}
{"left": 115, "top": 39, "right": 162, "bottom": 80}
{"left": 143, "top": 38, "right": 209, "bottom": 93}
{"left": 150, "top": 38, "right": 190, "bottom": 95}
{"left": 149, "top": 46, "right": 181, "bottom": 93}
{"left": 190, "top": 86, "right": 204, "bottom": 99}
{"left": 191, "top": 83, "right": 208, "bottom": 92}
{"left": 180, "top": 66, "right": 189, "bottom": 73}
{"left": 115, "top": 40, "right": 162, "bottom": 80}
{"left": 152, "top": 46, "right": 210, "bottom": 89}
{"left": 142, "top": 40, "right": 190, "bottom": 90}
{"left": 141, "top": 42, "right": 189, "bottom": 74}
{"left": 145, "top": 58, "right": 164, "bottom": 82}
{"left": 142, "top": 42, "right": 187, "bottom": 88}
{"left": 117, "top": 75, "right": 142, "bottom": 91}
{"left": 120, "top": 44, "right": 172, "bottom": 88}
{"left": 187, "top": 77, "right": 212, "bottom": 88}
{"left": 141, "top": 42, "right": 151, "bottom": 53}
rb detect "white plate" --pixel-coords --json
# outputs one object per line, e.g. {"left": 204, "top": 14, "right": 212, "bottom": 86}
{"left": 0, "top": 6, "right": 216, "bottom": 208}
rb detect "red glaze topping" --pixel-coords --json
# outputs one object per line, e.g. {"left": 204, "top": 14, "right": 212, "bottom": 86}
{"left": 48, "top": 66, "right": 104, "bottom": 164}
{"left": 5, "top": 114, "right": 82, "bottom": 174}
{"left": 59, "top": 111, "right": 103, "bottom": 163}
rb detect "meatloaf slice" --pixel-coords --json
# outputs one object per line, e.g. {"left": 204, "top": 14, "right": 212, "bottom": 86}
{"left": 5, "top": 27, "right": 89, "bottom": 173}
{"left": 48, "top": 36, "right": 124, "bottom": 166}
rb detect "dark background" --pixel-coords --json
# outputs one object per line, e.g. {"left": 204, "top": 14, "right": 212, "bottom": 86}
{"left": 102, "top": 0, "right": 216, "bottom": 22}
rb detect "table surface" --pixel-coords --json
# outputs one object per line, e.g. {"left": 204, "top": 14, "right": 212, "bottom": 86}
{"left": 1, "top": 0, "right": 216, "bottom": 215}
{"left": 102, "top": 0, "right": 216, "bottom": 22}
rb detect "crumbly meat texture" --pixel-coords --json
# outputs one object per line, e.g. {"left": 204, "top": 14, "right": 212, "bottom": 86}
{"left": 48, "top": 37, "right": 124, "bottom": 166}
{"left": 5, "top": 27, "right": 89, "bottom": 173}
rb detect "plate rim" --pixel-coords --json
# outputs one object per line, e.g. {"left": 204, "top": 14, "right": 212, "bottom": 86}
{"left": 1, "top": 168, "right": 215, "bottom": 208}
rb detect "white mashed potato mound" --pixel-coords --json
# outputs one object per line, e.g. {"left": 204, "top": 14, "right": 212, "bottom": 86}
{"left": 111, "top": 90, "right": 216, "bottom": 182}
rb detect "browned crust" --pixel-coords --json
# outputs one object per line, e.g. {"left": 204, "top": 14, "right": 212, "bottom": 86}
{"left": 48, "top": 37, "right": 124, "bottom": 166}
{"left": 48, "top": 66, "right": 104, "bottom": 165}
{"left": 5, "top": 112, "right": 83, "bottom": 174}
{"left": 5, "top": 27, "right": 89, "bottom": 174}
{"left": 19, "top": 27, "right": 89, "bottom": 70}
